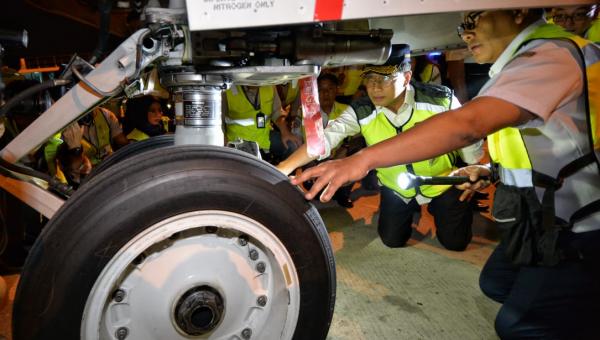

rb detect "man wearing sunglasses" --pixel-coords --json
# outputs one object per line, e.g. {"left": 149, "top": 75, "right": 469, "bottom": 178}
{"left": 550, "top": 4, "right": 599, "bottom": 42}
{"left": 292, "top": 8, "right": 600, "bottom": 339}
{"left": 277, "top": 44, "right": 484, "bottom": 252}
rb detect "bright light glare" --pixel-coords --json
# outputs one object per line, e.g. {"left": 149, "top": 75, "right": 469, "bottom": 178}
{"left": 398, "top": 172, "right": 413, "bottom": 189}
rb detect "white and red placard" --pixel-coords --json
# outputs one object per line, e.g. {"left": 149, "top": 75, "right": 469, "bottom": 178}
{"left": 299, "top": 76, "right": 325, "bottom": 158}
{"left": 185, "top": 0, "right": 596, "bottom": 32}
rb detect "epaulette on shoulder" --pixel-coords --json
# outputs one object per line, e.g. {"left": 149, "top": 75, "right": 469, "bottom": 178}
{"left": 350, "top": 96, "right": 375, "bottom": 120}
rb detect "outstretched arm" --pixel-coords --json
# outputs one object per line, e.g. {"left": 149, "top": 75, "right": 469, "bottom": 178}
{"left": 276, "top": 144, "right": 317, "bottom": 176}
{"left": 292, "top": 96, "right": 534, "bottom": 202}
{"left": 278, "top": 104, "right": 361, "bottom": 176}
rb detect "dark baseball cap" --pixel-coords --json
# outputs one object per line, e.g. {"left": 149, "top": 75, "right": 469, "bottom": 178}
{"left": 362, "top": 44, "right": 411, "bottom": 76}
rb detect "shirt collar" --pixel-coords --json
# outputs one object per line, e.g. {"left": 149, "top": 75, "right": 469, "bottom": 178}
{"left": 488, "top": 19, "right": 545, "bottom": 78}
{"left": 401, "top": 84, "right": 415, "bottom": 112}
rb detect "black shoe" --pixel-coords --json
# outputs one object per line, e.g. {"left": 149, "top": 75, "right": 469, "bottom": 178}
{"left": 335, "top": 197, "right": 354, "bottom": 208}
{"left": 333, "top": 192, "right": 353, "bottom": 208}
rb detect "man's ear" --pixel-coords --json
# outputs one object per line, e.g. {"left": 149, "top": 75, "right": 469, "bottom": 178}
{"left": 403, "top": 71, "right": 412, "bottom": 87}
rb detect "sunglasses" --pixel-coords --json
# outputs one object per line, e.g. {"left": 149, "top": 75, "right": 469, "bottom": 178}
{"left": 457, "top": 11, "right": 485, "bottom": 37}
{"left": 362, "top": 74, "right": 398, "bottom": 88}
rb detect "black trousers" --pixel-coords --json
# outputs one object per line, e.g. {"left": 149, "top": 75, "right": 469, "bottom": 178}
{"left": 480, "top": 230, "right": 600, "bottom": 340}
{"left": 377, "top": 186, "right": 473, "bottom": 251}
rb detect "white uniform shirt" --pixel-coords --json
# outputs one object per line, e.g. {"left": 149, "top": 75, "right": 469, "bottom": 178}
{"left": 322, "top": 84, "right": 484, "bottom": 204}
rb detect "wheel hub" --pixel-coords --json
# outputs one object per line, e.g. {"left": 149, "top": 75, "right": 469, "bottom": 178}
{"left": 82, "top": 211, "right": 301, "bottom": 339}
{"left": 174, "top": 286, "right": 224, "bottom": 336}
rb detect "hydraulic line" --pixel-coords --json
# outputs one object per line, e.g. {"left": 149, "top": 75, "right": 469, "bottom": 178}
{"left": 0, "top": 157, "right": 73, "bottom": 198}
{"left": 0, "top": 79, "right": 71, "bottom": 119}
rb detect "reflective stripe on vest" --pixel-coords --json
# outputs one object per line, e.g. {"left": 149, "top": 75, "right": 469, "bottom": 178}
{"left": 487, "top": 127, "right": 533, "bottom": 187}
{"left": 358, "top": 95, "right": 454, "bottom": 198}
{"left": 414, "top": 102, "right": 447, "bottom": 114}
{"left": 224, "top": 117, "right": 257, "bottom": 126}
{"left": 488, "top": 24, "right": 600, "bottom": 187}
{"left": 225, "top": 85, "right": 274, "bottom": 149}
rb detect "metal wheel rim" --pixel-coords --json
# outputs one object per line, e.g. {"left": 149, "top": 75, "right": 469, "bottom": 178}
{"left": 81, "top": 210, "right": 301, "bottom": 340}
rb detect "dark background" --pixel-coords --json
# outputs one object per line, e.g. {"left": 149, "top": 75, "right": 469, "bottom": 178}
{"left": 1, "top": 0, "right": 131, "bottom": 70}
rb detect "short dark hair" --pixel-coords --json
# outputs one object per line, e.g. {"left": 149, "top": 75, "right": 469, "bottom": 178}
{"left": 317, "top": 73, "right": 339, "bottom": 87}
{"left": 123, "top": 95, "right": 165, "bottom": 134}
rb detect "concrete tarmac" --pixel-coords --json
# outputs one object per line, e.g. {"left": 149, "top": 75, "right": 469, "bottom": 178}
{"left": 0, "top": 185, "right": 500, "bottom": 340}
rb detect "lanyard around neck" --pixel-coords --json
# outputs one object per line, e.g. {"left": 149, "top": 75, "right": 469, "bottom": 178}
{"left": 242, "top": 86, "right": 260, "bottom": 111}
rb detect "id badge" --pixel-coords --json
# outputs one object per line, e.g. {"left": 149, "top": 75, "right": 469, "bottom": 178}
{"left": 256, "top": 112, "right": 266, "bottom": 128}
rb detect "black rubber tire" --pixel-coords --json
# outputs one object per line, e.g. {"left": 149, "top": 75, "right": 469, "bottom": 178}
{"left": 13, "top": 145, "right": 335, "bottom": 340}
{"left": 86, "top": 134, "right": 174, "bottom": 180}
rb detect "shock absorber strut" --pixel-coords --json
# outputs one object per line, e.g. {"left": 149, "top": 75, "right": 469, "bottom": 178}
{"left": 160, "top": 69, "right": 231, "bottom": 146}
